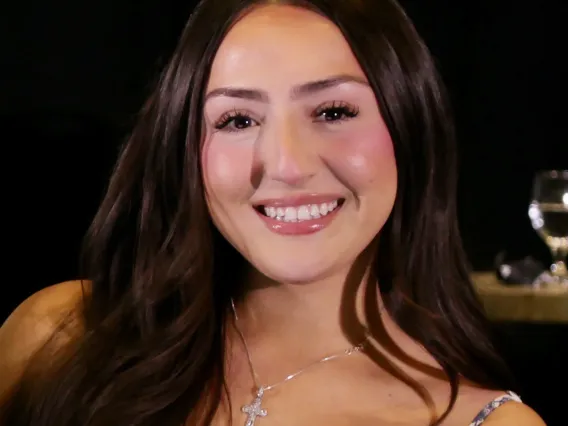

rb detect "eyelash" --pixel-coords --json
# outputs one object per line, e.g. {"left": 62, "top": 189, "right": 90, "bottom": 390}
{"left": 213, "top": 109, "right": 256, "bottom": 133}
{"left": 312, "top": 101, "right": 359, "bottom": 123}
{"left": 213, "top": 101, "right": 360, "bottom": 133}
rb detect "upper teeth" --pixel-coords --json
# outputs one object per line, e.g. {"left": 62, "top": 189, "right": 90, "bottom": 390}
{"left": 263, "top": 200, "right": 340, "bottom": 222}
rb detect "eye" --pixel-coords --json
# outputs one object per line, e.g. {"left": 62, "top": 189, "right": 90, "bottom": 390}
{"left": 214, "top": 110, "right": 259, "bottom": 133}
{"left": 312, "top": 101, "right": 359, "bottom": 124}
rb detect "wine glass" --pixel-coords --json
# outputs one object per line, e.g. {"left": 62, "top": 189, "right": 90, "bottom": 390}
{"left": 528, "top": 170, "right": 568, "bottom": 282}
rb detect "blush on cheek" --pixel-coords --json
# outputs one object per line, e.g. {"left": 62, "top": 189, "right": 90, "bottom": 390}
{"left": 201, "top": 139, "right": 255, "bottom": 200}
{"left": 325, "top": 123, "right": 397, "bottom": 187}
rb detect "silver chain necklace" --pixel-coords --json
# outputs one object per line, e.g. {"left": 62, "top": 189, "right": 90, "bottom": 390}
{"left": 230, "top": 299, "right": 366, "bottom": 426}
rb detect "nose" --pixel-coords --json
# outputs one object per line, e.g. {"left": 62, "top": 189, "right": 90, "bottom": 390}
{"left": 255, "top": 117, "right": 317, "bottom": 186}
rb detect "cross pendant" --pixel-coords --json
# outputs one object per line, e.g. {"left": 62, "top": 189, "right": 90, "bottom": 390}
{"left": 241, "top": 387, "right": 268, "bottom": 426}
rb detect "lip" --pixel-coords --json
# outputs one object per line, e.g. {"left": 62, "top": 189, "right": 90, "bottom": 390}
{"left": 253, "top": 196, "right": 344, "bottom": 236}
{"left": 253, "top": 193, "right": 344, "bottom": 208}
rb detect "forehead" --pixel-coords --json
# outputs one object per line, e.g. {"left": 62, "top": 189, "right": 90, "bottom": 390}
{"left": 207, "top": 5, "right": 367, "bottom": 90}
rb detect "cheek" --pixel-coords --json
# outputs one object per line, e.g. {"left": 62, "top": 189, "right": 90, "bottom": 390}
{"left": 324, "top": 122, "right": 397, "bottom": 189}
{"left": 201, "top": 138, "right": 254, "bottom": 204}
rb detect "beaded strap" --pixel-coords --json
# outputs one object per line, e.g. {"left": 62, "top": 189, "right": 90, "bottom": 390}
{"left": 469, "top": 391, "right": 522, "bottom": 426}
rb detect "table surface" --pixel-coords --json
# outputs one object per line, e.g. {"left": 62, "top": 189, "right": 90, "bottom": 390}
{"left": 471, "top": 272, "right": 568, "bottom": 323}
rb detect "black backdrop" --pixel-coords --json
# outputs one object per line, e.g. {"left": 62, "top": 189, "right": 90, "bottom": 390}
{"left": 1, "top": 0, "right": 566, "bottom": 424}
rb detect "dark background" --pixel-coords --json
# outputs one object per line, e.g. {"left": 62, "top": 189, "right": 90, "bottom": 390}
{"left": 1, "top": 0, "right": 566, "bottom": 424}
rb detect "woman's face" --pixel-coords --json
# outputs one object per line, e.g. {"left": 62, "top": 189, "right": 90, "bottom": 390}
{"left": 202, "top": 5, "right": 397, "bottom": 284}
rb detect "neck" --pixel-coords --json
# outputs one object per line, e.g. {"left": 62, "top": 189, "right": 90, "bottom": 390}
{"left": 232, "top": 247, "right": 381, "bottom": 352}
{"left": 230, "top": 248, "right": 443, "bottom": 385}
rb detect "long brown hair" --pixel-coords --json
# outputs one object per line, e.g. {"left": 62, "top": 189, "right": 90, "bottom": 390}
{"left": 3, "top": 0, "right": 513, "bottom": 425}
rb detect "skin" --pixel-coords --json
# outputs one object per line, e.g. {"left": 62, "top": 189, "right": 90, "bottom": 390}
{"left": 0, "top": 4, "right": 546, "bottom": 426}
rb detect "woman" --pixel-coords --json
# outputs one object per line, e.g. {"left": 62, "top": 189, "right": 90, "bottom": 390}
{"left": 0, "top": 0, "right": 546, "bottom": 425}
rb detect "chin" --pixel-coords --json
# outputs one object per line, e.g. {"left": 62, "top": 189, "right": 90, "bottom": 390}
{"left": 249, "top": 253, "right": 352, "bottom": 285}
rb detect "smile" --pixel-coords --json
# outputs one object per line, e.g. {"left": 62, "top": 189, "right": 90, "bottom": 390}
{"left": 262, "top": 199, "right": 341, "bottom": 222}
{"left": 253, "top": 195, "right": 345, "bottom": 235}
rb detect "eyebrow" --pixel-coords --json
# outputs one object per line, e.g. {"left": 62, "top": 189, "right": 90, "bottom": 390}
{"left": 204, "top": 74, "right": 370, "bottom": 102}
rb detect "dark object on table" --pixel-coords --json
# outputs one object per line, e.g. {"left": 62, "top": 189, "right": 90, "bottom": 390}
{"left": 494, "top": 252, "right": 544, "bottom": 285}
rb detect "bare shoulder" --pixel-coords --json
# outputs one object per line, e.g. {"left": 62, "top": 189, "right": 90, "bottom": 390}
{"left": 0, "top": 280, "right": 90, "bottom": 401}
{"left": 481, "top": 400, "right": 546, "bottom": 425}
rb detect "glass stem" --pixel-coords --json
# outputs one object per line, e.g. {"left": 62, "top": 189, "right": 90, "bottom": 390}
{"left": 550, "top": 247, "right": 568, "bottom": 276}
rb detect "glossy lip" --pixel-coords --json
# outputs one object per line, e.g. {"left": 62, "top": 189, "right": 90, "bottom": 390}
{"left": 253, "top": 193, "right": 344, "bottom": 208}
{"left": 253, "top": 195, "right": 345, "bottom": 236}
